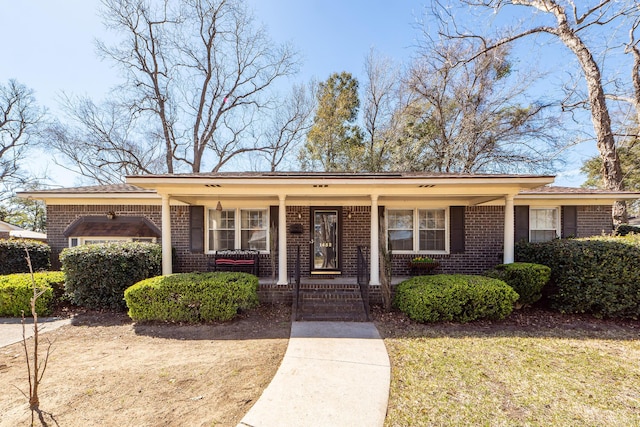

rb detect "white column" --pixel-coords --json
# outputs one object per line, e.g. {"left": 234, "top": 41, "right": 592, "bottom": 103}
{"left": 503, "top": 194, "right": 515, "bottom": 264}
{"left": 161, "top": 194, "right": 173, "bottom": 275}
{"left": 370, "top": 195, "right": 380, "bottom": 286}
{"left": 277, "top": 195, "right": 288, "bottom": 285}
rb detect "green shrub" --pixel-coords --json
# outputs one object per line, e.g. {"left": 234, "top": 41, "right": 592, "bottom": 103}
{"left": 516, "top": 235, "right": 640, "bottom": 318}
{"left": 615, "top": 224, "right": 640, "bottom": 236}
{"left": 0, "top": 272, "right": 65, "bottom": 316}
{"left": 60, "top": 242, "right": 162, "bottom": 310}
{"left": 485, "top": 262, "right": 551, "bottom": 307}
{"left": 124, "top": 272, "right": 259, "bottom": 322}
{"left": 394, "top": 274, "right": 518, "bottom": 323}
{"left": 0, "top": 239, "right": 51, "bottom": 275}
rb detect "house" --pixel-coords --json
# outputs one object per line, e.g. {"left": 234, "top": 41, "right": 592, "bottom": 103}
{"left": 0, "top": 220, "right": 47, "bottom": 241}
{"left": 18, "top": 172, "right": 639, "bottom": 305}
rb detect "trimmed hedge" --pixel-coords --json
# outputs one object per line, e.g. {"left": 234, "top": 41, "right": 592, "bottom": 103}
{"left": 615, "top": 224, "right": 640, "bottom": 236}
{"left": 0, "top": 272, "right": 65, "bottom": 316}
{"left": 60, "top": 242, "right": 162, "bottom": 310}
{"left": 485, "top": 262, "right": 551, "bottom": 307}
{"left": 516, "top": 235, "right": 640, "bottom": 318}
{"left": 124, "top": 272, "right": 259, "bottom": 322}
{"left": 0, "top": 239, "right": 51, "bottom": 275}
{"left": 394, "top": 274, "right": 518, "bottom": 323}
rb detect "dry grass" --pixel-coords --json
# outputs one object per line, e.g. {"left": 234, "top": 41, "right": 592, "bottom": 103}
{"left": 375, "top": 308, "right": 640, "bottom": 427}
{"left": 0, "top": 305, "right": 291, "bottom": 427}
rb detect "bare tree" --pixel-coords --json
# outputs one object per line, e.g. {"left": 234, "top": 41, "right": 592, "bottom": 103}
{"left": 0, "top": 80, "right": 44, "bottom": 201}
{"left": 394, "top": 37, "right": 562, "bottom": 173}
{"left": 257, "top": 83, "right": 314, "bottom": 171}
{"left": 95, "top": 0, "right": 299, "bottom": 174}
{"left": 434, "top": 0, "right": 640, "bottom": 222}
{"left": 361, "top": 49, "right": 405, "bottom": 172}
{"left": 47, "top": 95, "right": 165, "bottom": 184}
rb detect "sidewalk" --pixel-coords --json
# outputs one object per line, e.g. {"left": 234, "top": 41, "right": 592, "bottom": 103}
{"left": 0, "top": 317, "right": 72, "bottom": 348}
{"left": 238, "top": 321, "right": 390, "bottom": 427}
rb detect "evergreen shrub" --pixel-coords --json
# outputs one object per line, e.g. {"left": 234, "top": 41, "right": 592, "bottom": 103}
{"left": 516, "top": 235, "right": 640, "bottom": 318}
{"left": 0, "top": 239, "right": 50, "bottom": 275}
{"left": 124, "top": 272, "right": 259, "bottom": 322}
{"left": 60, "top": 242, "right": 161, "bottom": 310}
{"left": 0, "top": 271, "right": 65, "bottom": 316}
{"left": 394, "top": 274, "right": 518, "bottom": 323}
{"left": 485, "top": 262, "right": 551, "bottom": 307}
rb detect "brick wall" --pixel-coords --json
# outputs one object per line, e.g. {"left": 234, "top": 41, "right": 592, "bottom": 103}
{"left": 577, "top": 205, "right": 613, "bottom": 237}
{"left": 391, "top": 206, "right": 504, "bottom": 276}
{"left": 46, "top": 202, "right": 617, "bottom": 280}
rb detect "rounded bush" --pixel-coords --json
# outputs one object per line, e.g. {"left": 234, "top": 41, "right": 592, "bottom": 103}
{"left": 0, "top": 272, "right": 65, "bottom": 316}
{"left": 516, "top": 235, "right": 640, "bottom": 318}
{"left": 60, "top": 242, "right": 161, "bottom": 310}
{"left": 0, "top": 239, "right": 51, "bottom": 275}
{"left": 124, "top": 272, "right": 259, "bottom": 322}
{"left": 485, "top": 262, "right": 551, "bottom": 307}
{"left": 394, "top": 274, "right": 518, "bottom": 323}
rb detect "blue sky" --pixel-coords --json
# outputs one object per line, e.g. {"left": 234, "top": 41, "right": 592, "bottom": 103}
{"left": 0, "top": 0, "right": 604, "bottom": 188}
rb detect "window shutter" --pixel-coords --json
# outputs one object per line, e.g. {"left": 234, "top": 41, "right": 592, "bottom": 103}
{"left": 562, "top": 206, "right": 577, "bottom": 238}
{"left": 189, "top": 206, "right": 204, "bottom": 253}
{"left": 269, "top": 205, "right": 279, "bottom": 251}
{"left": 515, "top": 205, "right": 529, "bottom": 243}
{"left": 269, "top": 205, "right": 279, "bottom": 230}
{"left": 450, "top": 206, "right": 465, "bottom": 254}
{"left": 378, "top": 205, "right": 386, "bottom": 251}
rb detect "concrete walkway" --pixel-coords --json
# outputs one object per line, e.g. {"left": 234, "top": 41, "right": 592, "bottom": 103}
{"left": 238, "top": 321, "right": 390, "bottom": 427}
{"left": 0, "top": 317, "right": 72, "bottom": 348}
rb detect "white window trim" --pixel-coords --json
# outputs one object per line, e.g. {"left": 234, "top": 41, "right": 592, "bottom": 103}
{"left": 387, "top": 207, "right": 450, "bottom": 255}
{"left": 529, "top": 206, "right": 560, "bottom": 242}
{"left": 69, "top": 236, "right": 157, "bottom": 247}
{"left": 206, "top": 207, "right": 270, "bottom": 254}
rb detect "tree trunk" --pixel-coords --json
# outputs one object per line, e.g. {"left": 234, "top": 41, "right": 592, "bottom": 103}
{"left": 555, "top": 20, "right": 627, "bottom": 224}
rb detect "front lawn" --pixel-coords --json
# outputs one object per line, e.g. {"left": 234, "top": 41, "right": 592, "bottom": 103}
{"left": 375, "top": 309, "right": 640, "bottom": 427}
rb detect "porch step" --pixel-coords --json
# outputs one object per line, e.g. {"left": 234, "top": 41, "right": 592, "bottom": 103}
{"left": 294, "top": 287, "right": 369, "bottom": 322}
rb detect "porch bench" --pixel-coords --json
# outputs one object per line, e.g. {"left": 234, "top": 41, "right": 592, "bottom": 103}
{"left": 208, "top": 250, "right": 260, "bottom": 276}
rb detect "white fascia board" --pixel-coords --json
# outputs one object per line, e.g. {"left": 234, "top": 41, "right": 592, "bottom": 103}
{"left": 126, "top": 175, "right": 555, "bottom": 188}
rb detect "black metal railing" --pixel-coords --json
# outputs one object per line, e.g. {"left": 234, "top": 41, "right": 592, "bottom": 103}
{"left": 293, "top": 245, "right": 301, "bottom": 318}
{"left": 357, "top": 246, "right": 371, "bottom": 321}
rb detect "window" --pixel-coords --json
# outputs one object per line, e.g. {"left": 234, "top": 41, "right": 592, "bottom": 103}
{"left": 530, "top": 208, "right": 559, "bottom": 243}
{"left": 419, "top": 209, "right": 446, "bottom": 251}
{"left": 388, "top": 208, "right": 448, "bottom": 253}
{"left": 388, "top": 210, "right": 414, "bottom": 251}
{"left": 241, "top": 210, "right": 267, "bottom": 251}
{"left": 69, "top": 236, "right": 156, "bottom": 247}
{"left": 208, "top": 209, "right": 236, "bottom": 251}
{"left": 208, "top": 208, "right": 268, "bottom": 252}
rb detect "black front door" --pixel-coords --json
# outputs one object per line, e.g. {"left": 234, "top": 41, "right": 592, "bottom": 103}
{"left": 311, "top": 208, "right": 340, "bottom": 273}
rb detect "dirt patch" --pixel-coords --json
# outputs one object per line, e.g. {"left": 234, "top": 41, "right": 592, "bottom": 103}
{"left": 0, "top": 304, "right": 291, "bottom": 427}
{"left": 373, "top": 305, "right": 640, "bottom": 339}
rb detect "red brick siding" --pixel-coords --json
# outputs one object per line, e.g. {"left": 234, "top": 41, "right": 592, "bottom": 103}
{"left": 391, "top": 206, "right": 504, "bottom": 275}
{"left": 46, "top": 203, "right": 616, "bottom": 281}
{"left": 577, "top": 205, "right": 613, "bottom": 237}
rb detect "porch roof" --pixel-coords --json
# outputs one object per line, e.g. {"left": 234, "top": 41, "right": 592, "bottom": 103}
{"left": 124, "top": 171, "right": 555, "bottom": 206}
{"left": 17, "top": 172, "right": 640, "bottom": 206}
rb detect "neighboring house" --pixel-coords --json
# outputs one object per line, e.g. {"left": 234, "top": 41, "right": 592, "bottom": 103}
{"left": 0, "top": 220, "right": 47, "bottom": 241}
{"left": 18, "top": 172, "right": 639, "bottom": 303}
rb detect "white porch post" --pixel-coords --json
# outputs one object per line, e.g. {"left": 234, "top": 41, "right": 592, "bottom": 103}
{"left": 277, "top": 195, "right": 288, "bottom": 285}
{"left": 503, "top": 194, "right": 515, "bottom": 264}
{"left": 370, "top": 195, "right": 380, "bottom": 286}
{"left": 161, "top": 194, "right": 173, "bottom": 275}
